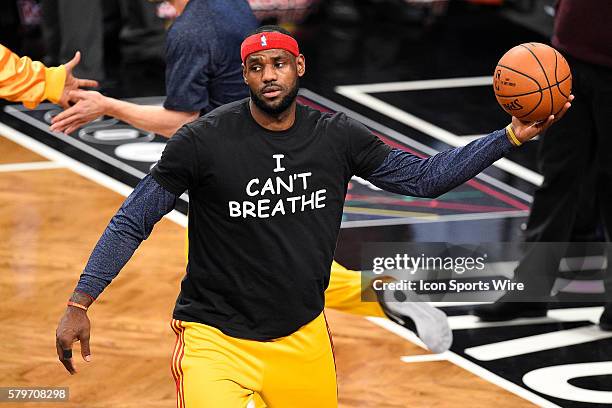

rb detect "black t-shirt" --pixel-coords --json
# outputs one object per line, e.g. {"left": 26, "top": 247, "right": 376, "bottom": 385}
{"left": 151, "top": 98, "right": 391, "bottom": 340}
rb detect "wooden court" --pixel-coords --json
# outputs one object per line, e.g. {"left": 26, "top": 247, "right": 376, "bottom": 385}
{"left": 0, "top": 131, "right": 536, "bottom": 407}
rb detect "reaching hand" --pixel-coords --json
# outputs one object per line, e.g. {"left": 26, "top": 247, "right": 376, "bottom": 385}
{"left": 55, "top": 306, "right": 92, "bottom": 375}
{"left": 511, "top": 95, "right": 574, "bottom": 144}
{"left": 58, "top": 51, "right": 99, "bottom": 109}
{"left": 50, "top": 90, "right": 107, "bottom": 134}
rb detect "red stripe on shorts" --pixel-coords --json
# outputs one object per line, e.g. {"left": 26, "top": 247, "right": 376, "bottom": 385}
{"left": 171, "top": 320, "right": 186, "bottom": 408}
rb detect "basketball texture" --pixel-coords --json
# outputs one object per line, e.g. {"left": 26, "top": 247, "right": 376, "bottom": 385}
{"left": 493, "top": 43, "right": 572, "bottom": 122}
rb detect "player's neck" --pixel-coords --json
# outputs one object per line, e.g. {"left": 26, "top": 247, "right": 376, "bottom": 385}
{"left": 249, "top": 100, "right": 297, "bottom": 132}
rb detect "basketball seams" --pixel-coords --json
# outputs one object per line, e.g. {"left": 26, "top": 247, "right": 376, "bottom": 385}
{"left": 495, "top": 75, "right": 571, "bottom": 98}
{"left": 555, "top": 50, "right": 571, "bottom": 98}
{"left": 521, "top": 44, "right": 551, "bottom": 88}
{"left": 496, "top": 64, "right": 542, "bottom": 91}
{"left": 553, "top": 48, "right": 559, "bottom": 84}
{"left": 495, "top": 90, "right": 543, "bottom": 120}
{"left": 516, "top": 91, "right": 543, "bottom": 120}
{"left": 520, "top": 44, "right": 554, "bottom": 116}
{"left": 495, "top": 63, "right": 542, "bottom": 118}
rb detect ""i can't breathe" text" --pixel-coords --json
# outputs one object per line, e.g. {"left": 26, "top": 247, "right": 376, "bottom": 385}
{"left": 228, "top": 154, "right": 327, "bottom": 218}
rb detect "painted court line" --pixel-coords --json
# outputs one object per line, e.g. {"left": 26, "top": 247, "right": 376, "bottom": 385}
{"left": 523, "top": 362, "right": 612, "bottom": 404}
{"left": 400, "top": 353, "right": 449, "bottom": 363}
{"left": 464, "top": 325, "right": 612, "bottom": 361}
{"left": 341, "top": 210, "right": 527, "bottom": 228}
{"left": 366, "top": 316, "right": 560, "bottom": 408}
{"left": 342, "top": 76, "right": 493, "bottom": 93}
{"left": 0, "top": 123, "right": 188, "bottom": 228}
{"left": 4, "top": 106, "right": 194, "bottom": 203}
{"left": 443, "top": 352, "right": 561, "bottom": 408}
{"left": 448, "top": 307, "right": 604, "bottom": 331}
{"left": 0, "top": 161, "right": 65, "bottom": 172}
{"left": 4, "top": 105, "right": 150, "bottom": 181}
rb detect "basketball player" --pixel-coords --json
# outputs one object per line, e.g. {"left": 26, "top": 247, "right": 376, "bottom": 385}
{"left": 55, "top": 26, "right": 571, "bottom": 407}
{"left": 0, "top": 45, "right": 98, "bottom": 108}
{"left": 47, "top": 0, "right": 454, "bottom": 354}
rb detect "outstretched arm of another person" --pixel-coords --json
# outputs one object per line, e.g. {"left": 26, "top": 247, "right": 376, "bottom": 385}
{"left": 50, "top": 94, "right": 198, "bottom": 137}
{"left": 0, "top": 45, "right": 97, "bottom": 108}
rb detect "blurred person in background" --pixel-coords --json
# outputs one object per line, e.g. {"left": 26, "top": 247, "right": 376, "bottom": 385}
{"left": 40, "top": 0, "right": 105, "bottom": 82}
{"left": 41, "top": 0, "right": 167, "bottom": 93}
{"left": 248, "top": 0, "right": 322, "bottom": 26}
{"left": 472, "top": 0, "right": 612, "bottom": 330}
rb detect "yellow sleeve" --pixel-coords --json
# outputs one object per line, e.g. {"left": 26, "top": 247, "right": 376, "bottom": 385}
{"left": 0, "top": 44, "right": 66, "bottom": 109}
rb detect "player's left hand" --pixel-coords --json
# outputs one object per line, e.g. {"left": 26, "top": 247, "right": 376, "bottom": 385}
{"left": 59, "top": 52, "right": 99, "bottom": 109}
{"left": 511, "top": 94, "right": 574, "bottom": 144}
{"left": 50, "top": 90, "right": 107, "bottom": 134}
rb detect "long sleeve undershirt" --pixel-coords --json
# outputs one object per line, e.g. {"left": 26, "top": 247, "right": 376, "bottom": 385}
{"left": 74, "top": 128, "right": 513, "bottom": 299}
{"left": 366, "top": 128, "right": 512, "bottom": 198}
{"left": 74, "top": 175, "right": 176, "bottom": 298}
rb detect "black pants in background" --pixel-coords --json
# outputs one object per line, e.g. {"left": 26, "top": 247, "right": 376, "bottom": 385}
{"left": 514, "top": 55, "right": 612, "bottom": 302}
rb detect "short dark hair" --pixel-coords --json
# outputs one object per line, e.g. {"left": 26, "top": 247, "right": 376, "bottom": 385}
{"left": 249, "top": 25, "right": 294, "bottom": 38}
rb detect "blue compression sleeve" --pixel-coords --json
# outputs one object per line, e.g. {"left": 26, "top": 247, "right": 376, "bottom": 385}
{"left": 366, "top": 129, "right": 514, "bottom": 198}
{"left": 74, "top": 175, "right": 178, "bottom": 299}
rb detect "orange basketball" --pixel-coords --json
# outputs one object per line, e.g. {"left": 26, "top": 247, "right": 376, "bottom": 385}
{"left": 493, "top": 42, "right": 572, "bottom": 122}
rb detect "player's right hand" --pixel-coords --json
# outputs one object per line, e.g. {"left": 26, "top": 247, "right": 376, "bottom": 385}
{"left": 511, "top": 94, "right": 574, "bottom": 143}
{"left": 50, "top": 90, "right": 107, "bottom": 135}
{"left": 55, "top": 306, "right": 92, "bottom": 374}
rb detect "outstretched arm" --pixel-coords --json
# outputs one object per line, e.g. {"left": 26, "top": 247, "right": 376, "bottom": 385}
{"left": 50, "top": 24, "right": 210, "bottom": 136}
{"left": 367, "top": 98, "right": 573, "bottom": 198}
{"left": 50, "top": 93, "right": 198, "bottom": 137}
{"left": 55, "top": 175, "right": 177, "bottom": 374}
{"left": 366, "top": 129, "right": 512, "bottom": 198}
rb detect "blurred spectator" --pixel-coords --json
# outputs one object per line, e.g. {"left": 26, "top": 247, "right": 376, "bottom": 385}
{"left": 472, "top": 0, "right": 612, "bottom": 329}
{"left": 248, "top": 0, "right": 321, "bottom": 25}
{"left": 40, "top": 0, "right": 105, "bottom": 81}
{"left": 40, "top": 0, "right": 167, "bottom": 87}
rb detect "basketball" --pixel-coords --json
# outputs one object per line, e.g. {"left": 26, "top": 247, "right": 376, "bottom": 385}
{"left": 493, "top": 42, "right": 572, "bottom": 122}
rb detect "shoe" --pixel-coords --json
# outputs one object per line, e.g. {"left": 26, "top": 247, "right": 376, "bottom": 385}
{"left": 471, "top": 302, "right": 548, "bottom": 322}
{"left": 599, "top": 303, "right": 612, "bottom": 331}
{"left": 375, "top": 288, "right": 452, "bottom": 354}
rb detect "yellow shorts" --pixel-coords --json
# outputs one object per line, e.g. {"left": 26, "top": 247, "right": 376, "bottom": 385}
{"left": 171, "top": 313, "right": 337, "bottom": 408}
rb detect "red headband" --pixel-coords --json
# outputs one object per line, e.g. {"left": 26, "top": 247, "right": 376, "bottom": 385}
{"left": 240, "top": 32, "right": 300, "bottom": 63}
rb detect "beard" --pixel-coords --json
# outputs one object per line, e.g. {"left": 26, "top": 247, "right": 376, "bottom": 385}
{"left": 250, "top": 78, "right": 300, "bottom": 115}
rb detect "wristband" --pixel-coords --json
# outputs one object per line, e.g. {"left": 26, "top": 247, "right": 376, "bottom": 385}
{"left": 67, "top": 301, "right": 88, "bottom": 311}
{"left": 506, "top": 124, "right": 522, "bottom": 146}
